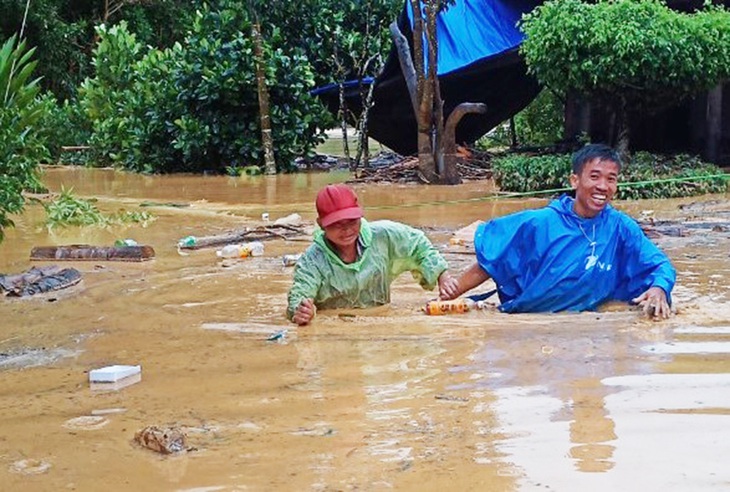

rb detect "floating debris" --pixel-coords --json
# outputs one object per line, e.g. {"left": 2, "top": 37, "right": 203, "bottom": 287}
{"left": 63, "top": 415, "right": 110, "bottom": 431}
{"left": 177, "top": 223, "right": 308, "bottom": 251}
{"left": 0, "top": 266, "right": 82, "bottom": 297}
{"left": 30, "top": 244, "right": 155, "bottom": 262}
{"left": 266, "top": 329, "right": 288, "bottom": 342}
{"left": 134, "top": 426, "right": 188, "bottom": 454}
{"left": 9, "top": 458, "right": 52, "bottom": 475}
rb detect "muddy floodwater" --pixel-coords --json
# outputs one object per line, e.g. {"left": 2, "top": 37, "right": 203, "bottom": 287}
{"left": 1, "top": 167, "right": 729, "bottom": 491}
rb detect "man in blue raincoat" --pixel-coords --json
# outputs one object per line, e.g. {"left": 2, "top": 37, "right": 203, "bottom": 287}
{"left": 287, "top": 184, "right": 459, "bottom": 325}
{"left": 442, "top": 144, "right": 676, "bottom": 318}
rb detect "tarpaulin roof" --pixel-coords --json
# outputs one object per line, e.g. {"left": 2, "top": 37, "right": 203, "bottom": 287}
{"left": 314, "top": 0, "right": 542, "bottom": 155}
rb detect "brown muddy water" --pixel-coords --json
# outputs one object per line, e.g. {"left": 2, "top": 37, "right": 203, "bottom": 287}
{"left": 1, "top": 167, "right": 729, "bottom": 492}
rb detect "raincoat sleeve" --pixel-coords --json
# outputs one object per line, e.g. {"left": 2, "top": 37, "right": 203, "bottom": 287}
{"left": 474, "top": 211, "right": 537, "bottom": 298}
{"left": 286, "top": 248, "right": 323, "bottom": 320}
{"left": 616, "top": 218, "right": 676, "bottom": 303}
{"left": 382, "top": 221, "right": 448, "bottom": 290}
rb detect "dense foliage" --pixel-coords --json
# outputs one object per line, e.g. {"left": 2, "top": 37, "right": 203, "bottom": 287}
{"left": 520, "top": 0, "right": 730, "bottom": 152}
{"left": 0, "top": 36, "right": 47, "bottom": 242}
{"left": 492, "top": 152, "right": 729, "bottom": 199}
{"left": 43, "top": 187, "right": 155, "bottom": 229}
{"left": 0, "top": 0, "right": 195, "bottom": 101}
{"left": 78, "top": 8, "right": 327, "bottom": 173}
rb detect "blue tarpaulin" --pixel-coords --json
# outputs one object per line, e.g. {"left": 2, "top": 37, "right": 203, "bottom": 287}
{"left": 405, "top": 0, "right": 534, "bottom": 76}
{"left": 314, "top": 0, "right": 542, "bottom": 155}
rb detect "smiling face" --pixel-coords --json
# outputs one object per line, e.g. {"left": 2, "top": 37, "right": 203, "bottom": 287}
{"left": 570, "top": 157, "right": 619, "bottom": 218}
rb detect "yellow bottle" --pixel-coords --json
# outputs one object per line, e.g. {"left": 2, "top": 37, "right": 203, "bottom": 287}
{"left": 423, "top": 298, "right": 475, "bottom": 315}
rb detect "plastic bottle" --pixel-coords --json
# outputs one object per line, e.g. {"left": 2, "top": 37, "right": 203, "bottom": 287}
{"left": 423, "top": 298, "right": 477, "bottom": 315}
{"left": 216, "top": 241, "right": 265, "bottom": 259}
{"left": 178, "top": 236, "right": 197, "bottom": 248}
{"left": 248, "top": 241, "right": 264, "bottom": 257}
{"left": 282, "top": 253, "right": 302, "bottom": 267}
{"left": 114, "top": 238, "right": 138, "bottom": 247}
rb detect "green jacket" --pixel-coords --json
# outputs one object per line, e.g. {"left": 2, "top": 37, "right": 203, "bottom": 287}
{"left": 286, "top": 219, "right": 448, "bottom": 319}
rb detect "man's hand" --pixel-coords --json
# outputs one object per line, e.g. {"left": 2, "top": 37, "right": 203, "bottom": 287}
{"left": 438, "top": 271, "right": 459, "bottom": 300}
{"left": 632, "top": 287, "right": 671, "bottom": 319}
{"left": 292, "top": 298, "right": 316, "bottom": 326}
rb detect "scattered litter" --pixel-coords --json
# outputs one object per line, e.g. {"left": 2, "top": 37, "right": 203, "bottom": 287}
{"left": 89, "top": 365, "right": 142, "bottom": 391}
{"left": 30, "top": 244, "right": 155, "bottom": 262}
{"left": 216, "top": 241, "right": 264, "bottom": 259}
{"left": 90, "top": 372, "right": 141, "bottom": 391}
{"left": 266, "top": 329, "right": 288, "bottom": 342}
{"left": 434, "top": 394, "right": 470, "bottom": 402}
{"left": 9, "top": 459, "right": 52, "bottom": 475}
{"left": 63, "top": 415, "right": 109, "bottom": 430}
{"left": 0, "top": 266, "right": 82, "bottom": 297}
{"left": 177, "top": 223, "right": 308, "bottom": 250}
{"left": 89, "top": 364, "right": 141, "bottom": 382}
{"left": 282, "top": 253, "right": 302, "bottom": 267}
{"left": 91, "top": 407, "right": 127, "bottom": 416}
{"left": 114, "top": 238, "right": 139, "bottom": 247}
{"left": 273, "top": 213, "right": 302, "bottom": 227}
{"left": 134, "top": 425, "right": 188, "bottom": 454}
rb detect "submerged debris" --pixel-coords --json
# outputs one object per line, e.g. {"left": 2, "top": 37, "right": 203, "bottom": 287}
{"left": 0, "top": 265, "right": 82, "bottom": 297}
{"left": 348, "top": 151, "right": 492, "bottom": 184}
{"left": 134, "top": 425, "right": 188, "bottom": 454}
{"left": 30, "top": 244, "right": 155, "bottom": 262}
{"left": 177, "top": 223, "right": 309, "bottom": 250}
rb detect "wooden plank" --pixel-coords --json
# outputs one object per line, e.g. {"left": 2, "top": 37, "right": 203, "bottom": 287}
{"left": 30, "top": 245, "right": 156, "bottom": 262}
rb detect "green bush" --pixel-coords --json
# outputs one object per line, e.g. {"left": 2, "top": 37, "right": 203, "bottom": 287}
{"left": 78, "top": 3, "right": 329, "bottom": 174}
{"left": 43, "top": 187, "right": 155, "bottom": 229}
{"left": 492, "top": 151, "right": 729, "bottom": 199}
{"left": 0, "top": 35, "right": 50, "bottom": 242}
{"left": 492, "top": 154, "right": 571, "bottom": 192}
{"left": 481, "top": 90, "right": 564, "bottom": 149}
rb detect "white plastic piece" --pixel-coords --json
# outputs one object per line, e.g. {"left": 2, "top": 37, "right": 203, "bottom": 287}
{"left": 89, "top": 365, "right": 141, "bottom": 383}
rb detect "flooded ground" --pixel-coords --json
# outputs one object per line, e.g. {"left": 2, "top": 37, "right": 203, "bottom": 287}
{"left": 1, "top": 167, "right": 729, "bottom": 491}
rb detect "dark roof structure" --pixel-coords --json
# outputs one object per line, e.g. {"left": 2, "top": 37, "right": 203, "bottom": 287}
{"left": 313, "top": 0, "right": 541, "bottom": 156}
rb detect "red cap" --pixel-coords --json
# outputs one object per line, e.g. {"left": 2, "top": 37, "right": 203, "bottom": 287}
{"left": 315, "top": 184, "right": 363, "bottom": 227}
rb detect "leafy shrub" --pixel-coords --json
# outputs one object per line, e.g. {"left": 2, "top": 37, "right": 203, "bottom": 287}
{"left": 492, "top": 154, "right": 571, "bottom": 192}
{"left": 78, "top": 3, "right": 329, "bottom": 174}
{"left": 618, "top": 152, "right": 729, "bottom": 200}
{"left": 43, "top": 187, "right": 155, "bottom": 229}
{"left": 480, "top": 90, "right": 564, "bottom": 149}
{"left": 492, "top": 151, "right": 729, "bottom": 199}
{"left": 0, "top": 35, "right": 50, "bottom": 242}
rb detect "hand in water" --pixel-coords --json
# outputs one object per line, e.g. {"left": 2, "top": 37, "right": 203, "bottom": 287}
{"left": 438, "top": 271, "right": 460, "bottom": 300}
{"left": 293, "top": 298, "right": 317, "bottom": 326}
{"left": 632, "top": 286, "right": 671, "bottom": 319}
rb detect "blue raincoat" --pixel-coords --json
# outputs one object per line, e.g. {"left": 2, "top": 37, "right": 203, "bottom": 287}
{"left": 474, "top": 195, "right": 676, "bottom": 313}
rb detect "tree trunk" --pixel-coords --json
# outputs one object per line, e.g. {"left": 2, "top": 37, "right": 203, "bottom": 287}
{"left": 705, "top": 84, "right": 722, "bottom": 164}
{"left": 356, "top": 73, "right": 377, "bottom": 169}
{"left": 389, "top": 22, "right": 418, "bottom": 116}
{"left": 252, "top": 22, "right": 276, "bottom": 175}
{"left": 615, "top": 98, "right": 630, "bottom": 163}
{"left": 338, "top": 83, "right": 352, "bottom": 167}
{"left": 443, "top": 103, "right": 487, "bottom": 184}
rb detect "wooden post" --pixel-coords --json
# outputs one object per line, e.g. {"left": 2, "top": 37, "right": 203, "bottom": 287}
{"left": 252, "top": 22, "right": 277, "bottom": 175}
{"left": 705, "top": 84, "right": 722, "bottom": 163}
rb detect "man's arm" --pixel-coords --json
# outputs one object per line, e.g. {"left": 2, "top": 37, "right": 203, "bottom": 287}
{"left": 440, "top": 262, "right": 492, "bottom": 300}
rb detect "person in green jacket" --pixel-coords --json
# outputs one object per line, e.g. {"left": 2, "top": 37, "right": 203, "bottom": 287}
{"left": 287, "top": 184, "right": 458, "bottom": 325}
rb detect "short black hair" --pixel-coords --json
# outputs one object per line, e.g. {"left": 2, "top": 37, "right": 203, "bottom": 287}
{"left": 571, "top": 144, "right": 622, "bottom": 174}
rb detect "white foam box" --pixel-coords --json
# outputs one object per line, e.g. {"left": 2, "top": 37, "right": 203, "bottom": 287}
{"left": 89, "top": 365, "right": 142, "bottom": 383}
